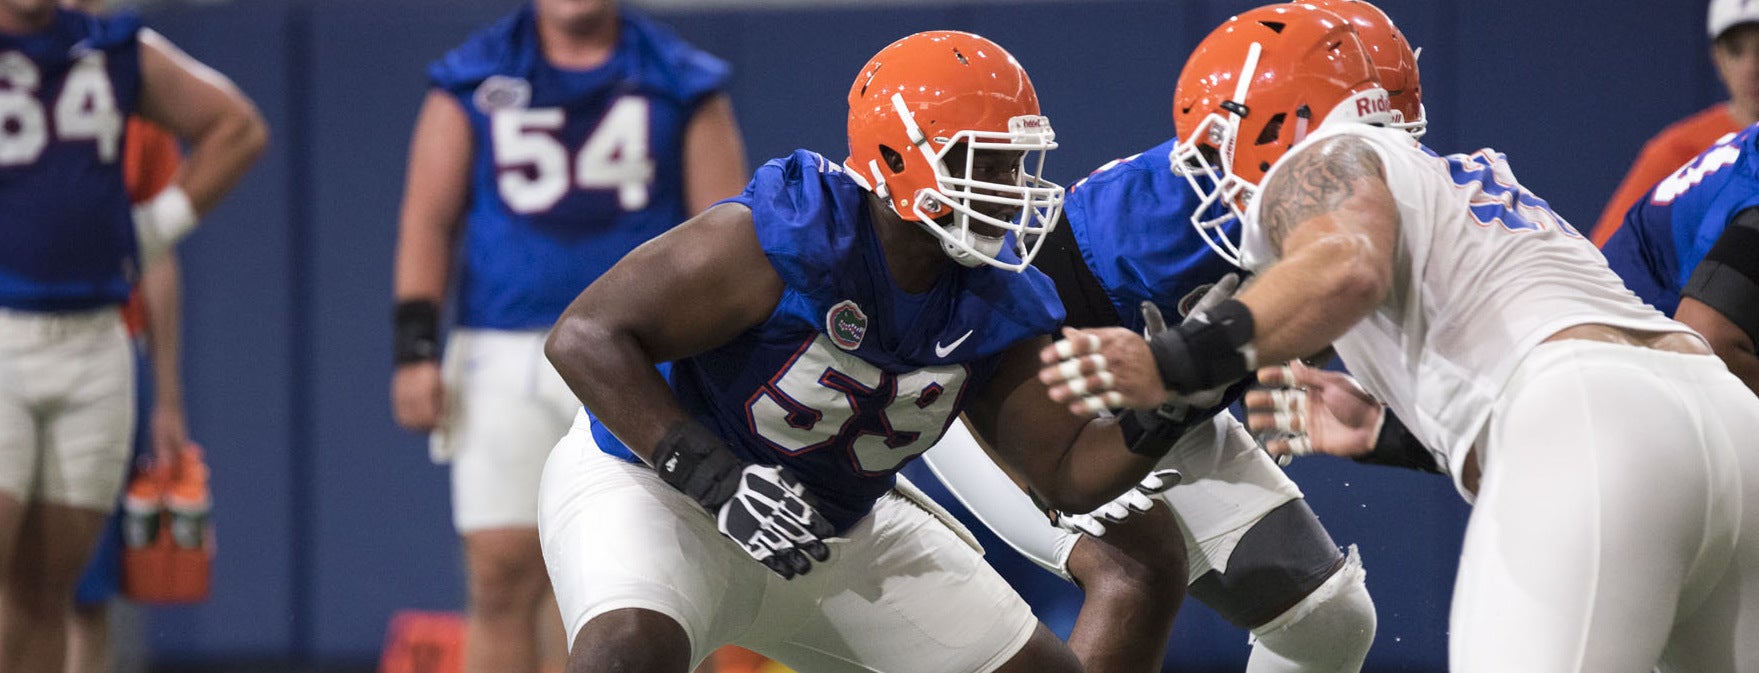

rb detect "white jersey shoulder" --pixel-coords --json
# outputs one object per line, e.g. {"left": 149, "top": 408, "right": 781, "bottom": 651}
{"left": 1245, "top": 123, "right": 1685, "bottom": 499}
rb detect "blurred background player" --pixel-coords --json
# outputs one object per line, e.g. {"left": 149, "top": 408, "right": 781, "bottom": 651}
{"left": 539, "top": 29, "right": 1187, "bottom": 673}
{"left": 61, "top": 0, "right": 194, "bottom": 663}
{"left": 1603, "top": 124, "right": 1759, "bottom": 394}
{"left": 1591, "top": 0, "right": 1759, "bottom": 246}
{"left": 0, "top": 0, "right": 267, "bottom": 671}
{"left": 388, "top": 1, "right": 748, "bottom": 671}
{"left": 60, "top": 3, "right": 195, "bottom": 671}
{"left": 1041, "top": 4, "right": 1759, "bottom": 671}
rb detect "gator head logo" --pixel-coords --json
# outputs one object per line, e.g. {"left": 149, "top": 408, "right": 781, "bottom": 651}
{"left": 474, "top": 75, "right": 531, "bottom": 112}
{"left": 826, "top": 300, "right": 868, "bottom": 351}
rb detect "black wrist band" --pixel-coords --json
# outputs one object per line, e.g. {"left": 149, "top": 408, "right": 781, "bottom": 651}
{"left": 394, "top": 299, "right": 442, "bottom": 365}
{"left": 652, "top": 419, "right": 744, "bottom": 510}
{"left": 1354, "top": 411, "right": 1442, "bottom": 474}
{"left": 1147, "top": 299, "right": 1255, "bottom": 394}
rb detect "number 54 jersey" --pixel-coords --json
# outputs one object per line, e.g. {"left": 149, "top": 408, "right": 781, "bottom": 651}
{"left": 594, "top": 150, "right": 1064, "bottom": 533}
{"left": 429, "top": 4, "right": 729, "bottom": 330}
{"left": 1241, "top": 124, "right": 1683, "bottom": 499}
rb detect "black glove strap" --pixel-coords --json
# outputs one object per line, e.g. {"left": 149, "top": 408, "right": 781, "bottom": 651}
{"left": 1147, "top": 299, "right": 1255, "bottom": 394}
{"left": 652, "top": 420, "right": 745, "bottom": 510}
{"left": 1353, "top": 411, "right": 1443, "bottom": 474}
{"left": 394, "top": 299, "right": 442, "bottom": 365}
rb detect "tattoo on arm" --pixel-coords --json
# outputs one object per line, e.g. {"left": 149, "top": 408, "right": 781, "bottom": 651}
{"left": 1261, "top": 136, "right": 1387, "bottom": 252}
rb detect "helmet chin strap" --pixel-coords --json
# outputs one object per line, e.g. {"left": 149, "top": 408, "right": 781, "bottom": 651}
{"left": 938, "top": 231, "right": 1004, "bottom": 267}
{"left": 919, "top": 210, "right": 1004, "bottom": 268}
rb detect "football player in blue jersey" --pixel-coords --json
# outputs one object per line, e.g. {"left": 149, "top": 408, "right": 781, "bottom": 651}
{"left": 389, "top": 1, "right": 749, "bottom": 672}
{"left": 918, "top": 4, "right": 1421, "bottom": 671}
{"left": 0, "top": 1, "right": 266, "bottom": 671}
{"left": 539, "top": 30, "right": 1189, "bottom": 673}
{"left": 1044, "top": 4, "right": 1759, "bottom": 672}
{"left": 1602, "top": 127, "right": 1759, "bottom": 394}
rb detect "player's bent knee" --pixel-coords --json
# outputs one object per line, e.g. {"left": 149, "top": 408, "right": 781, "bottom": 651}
{"left": 1067, "top": 506, "right": 1186, "bottom": 609}
{"left": 567, "top": 608, "right": 693, "bottom": 673}
{"left": 1249, "top": 547, "right": 1375, "bottom": 672}
{"left": 1188, "top": 499, "right": 1348, "bottom": 630}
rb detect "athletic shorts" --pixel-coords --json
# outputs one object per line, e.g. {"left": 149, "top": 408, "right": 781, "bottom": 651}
{"left": 432, "top": 328, "right": 580, "bottom": 532}
{"left": 539, "top": 413, "right": 1040, "bottom": 673}
{"left": 0, "top": 307, "right": 134, "bottom": 510}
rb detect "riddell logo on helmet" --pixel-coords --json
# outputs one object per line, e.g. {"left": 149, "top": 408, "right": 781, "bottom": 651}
{"left": 1355, "top": 95, "right": 1391, "bottom": 117}
{"left": 1010, "top": 115, "right": 1050, "bottom": 135}
{"left": 826, "top": 300, "right": 869, "bottom": 351}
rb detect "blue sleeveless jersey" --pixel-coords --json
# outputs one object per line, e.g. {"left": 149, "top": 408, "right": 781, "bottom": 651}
{"left": 1065, "top": 138, "right": 1239, "bottom": 332}
{"left": 594, "top": 150, "right": 1064, "bottom": 531}
{"left": 430, "top": 4, "right": 729, "bottom": 329}
{"left": 1604, "top": 125, "right": 1759, "bottom": 317}
{"left": 0, "top": 10, "right": 143, "bottom": 310}
{"left": 1058, "top": 139, "right": 1253, "bottom": 411}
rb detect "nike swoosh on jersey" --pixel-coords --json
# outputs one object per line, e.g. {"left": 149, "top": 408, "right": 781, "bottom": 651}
{"left": 934, "top": 330, "right": 974, "bottom": 358}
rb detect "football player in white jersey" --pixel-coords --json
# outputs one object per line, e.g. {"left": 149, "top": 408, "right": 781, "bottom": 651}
{"left": 1038, "top": 4, "right": 1759, "bottom": 672}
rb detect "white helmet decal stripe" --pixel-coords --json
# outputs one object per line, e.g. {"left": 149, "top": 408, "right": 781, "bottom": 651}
{"left": 1233, "top": 42, "right": 1262, "bottom": 107}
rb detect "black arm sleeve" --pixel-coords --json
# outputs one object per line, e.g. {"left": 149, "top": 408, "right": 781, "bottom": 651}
{"left": 1032, "top": 214, "right": 1124, "bottom": 329}
{"left": 1682, "top": 206, "right": 1759, "bottom": 345}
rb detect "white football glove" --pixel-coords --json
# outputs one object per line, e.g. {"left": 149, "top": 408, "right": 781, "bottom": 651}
{"left": 715, "top": 465, "right": 835, "bottom": 579}
{"left": 1052, "top": 468, "right": 1182, "bottom": 537}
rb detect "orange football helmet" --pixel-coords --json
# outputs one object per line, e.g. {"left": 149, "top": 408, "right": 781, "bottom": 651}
{"left": 1170, "top": 3, "right": 1391, "bottom": 265}
{"left": 845, "top": 31, "right": 1063, "bottom": 272}
{"left": 1303, "top": 0, "right": 1425, "bottom": 137}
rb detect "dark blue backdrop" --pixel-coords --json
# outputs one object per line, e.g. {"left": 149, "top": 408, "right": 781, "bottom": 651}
{"left": 140, "top": 0, "right": 1721, "bottom": 669}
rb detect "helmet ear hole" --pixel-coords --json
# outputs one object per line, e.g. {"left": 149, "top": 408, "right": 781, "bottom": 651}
{"left": 1254, "top": 112, "right": 1286, "bottom": 146}
{"left": 880, "top": 145, "right": 907, "bottom": 174}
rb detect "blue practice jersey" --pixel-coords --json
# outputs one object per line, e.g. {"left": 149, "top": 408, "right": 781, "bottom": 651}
{"left": 1604, "top": 125, "right": 1759, "bottom": 317}
{"left": 0, "top": 9, "right": 143, "bottom": 311}
{"left": 1061, "top": 138, "right": 1240, "bottom": 333}
{"left": 593, "top": 150, "right": 1064, "bottom": 531}
{"left": 1030, "top": 138, "right": 1253, "bottom": 414}
{"left": 430, "top": 4, "right": 729, "bottom": 329}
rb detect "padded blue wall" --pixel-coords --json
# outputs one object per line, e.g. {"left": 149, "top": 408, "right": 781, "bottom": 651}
{"left": 136, "top": 0, "right": 1718, "bottom": 669}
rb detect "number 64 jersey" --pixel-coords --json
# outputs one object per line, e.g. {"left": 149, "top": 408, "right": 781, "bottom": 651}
{"left": 593, "top": 150, "right": 1064, "bottom": 533}
{"left": 0, "top": 10, "right": 143, "bottom": 311}
{"left": 1240, "top": 124, "right": 1684, "bottom": 500}
{"left": 428, "top": 4, "right": 729, "bottom": 331}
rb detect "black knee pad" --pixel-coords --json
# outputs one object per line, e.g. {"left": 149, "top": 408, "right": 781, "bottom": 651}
{"left": 1187, "top": 498, "right": 1345, "bottom": 629}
